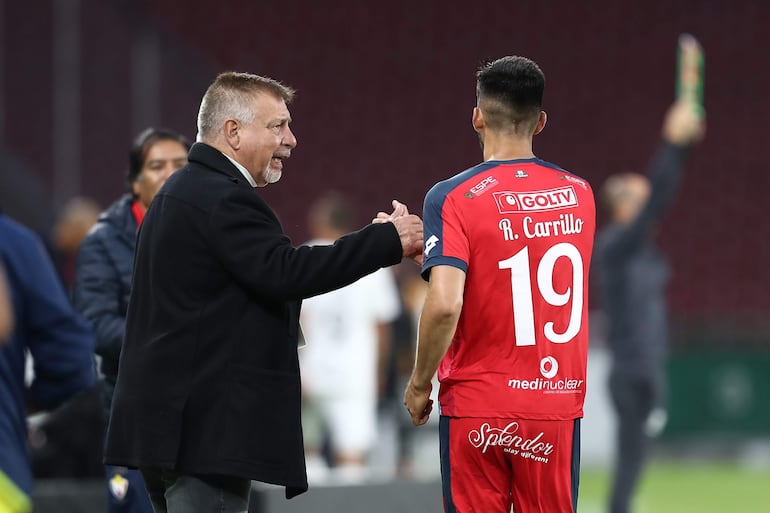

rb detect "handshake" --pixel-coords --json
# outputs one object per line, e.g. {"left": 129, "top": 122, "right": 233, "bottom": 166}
{"left": 372, "top": 200, "right": 424, "bottom": 265}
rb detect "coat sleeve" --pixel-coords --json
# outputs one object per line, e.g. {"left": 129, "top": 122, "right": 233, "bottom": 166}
{"left": 22, "top": 235, "right": 95, "bottom": 410}
{"left": 72, "top": 230, "right": 125, "bottom": 368}
{"left": 600, "top": 141, "right": 688, "bottom": 262}
{"left": 207, "top": 188, "right": 404, "bottom": 301}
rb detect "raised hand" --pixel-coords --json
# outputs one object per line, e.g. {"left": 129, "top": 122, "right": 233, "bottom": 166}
{"left": 662, "top": 99, "right": 705, "bottom": 146}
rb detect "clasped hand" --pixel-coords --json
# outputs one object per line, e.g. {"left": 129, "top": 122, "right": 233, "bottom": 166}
{"left": 372, "top": 200, "right": 424, "bottom": 265}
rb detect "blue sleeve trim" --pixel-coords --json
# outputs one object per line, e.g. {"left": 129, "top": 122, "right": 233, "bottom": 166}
{"left": 421, "top": 256, "right": 468, "bottom": 281}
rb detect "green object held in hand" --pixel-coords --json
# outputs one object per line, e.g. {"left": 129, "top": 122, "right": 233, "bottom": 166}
{"left": 676, "top": 33, "right": 705, "bottom": 118}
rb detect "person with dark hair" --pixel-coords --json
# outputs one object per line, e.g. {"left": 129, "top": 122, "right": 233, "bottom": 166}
{"left": 596, "top": 99, "right": 704, "bottom": 513}
{"left": 126, "top": 128, "right": 191, "bottom": 211}
{"left": 103, "top": 72, "right": 423, "bottom": 512}
{"left": 0, "top": 211, "right": 95, "bottom": 509}
{"left": 72, "top": 127, "right": 190, "bottom": 513}
{"left": 299, "top": 191, "right": 401, "bottom": 483}
{"left": 401, "top": 56, "right": 595, "bottom": 513}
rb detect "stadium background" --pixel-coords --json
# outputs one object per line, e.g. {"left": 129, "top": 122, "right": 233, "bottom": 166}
{"left": 1, "top": 0, "right": 768, "bottom": 511}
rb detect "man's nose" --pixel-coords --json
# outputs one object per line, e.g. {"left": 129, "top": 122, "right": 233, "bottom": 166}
{"left": 284, "top": 127, "right": 297, "bottom": 149}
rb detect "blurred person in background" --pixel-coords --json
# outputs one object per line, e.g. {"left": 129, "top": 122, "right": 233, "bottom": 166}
{"left": 26, "top": 196, "right": 101, "bottom": 483}
{"left": 72, "top": 128, "right": 190, "bottom": 513}
{"left": 299, "top": 191, "right": 401, "bottom": 483}
{"left": 50, "top": 196, "right": 101, "bottom": 289}
{"left": 402, "top": 56, "right": 595, "bottom": 513}
{"left": 0, "top": 264, "right": 13, "bottom": 343}
{"left": 387, "top": 263, "right": 429, "bottom": 479}
{"left": 0, "top": 209, "right": 95, "bottom": 508}
{"left": 596, "top": 99, "right": 705, "bottom": 513}
{"left": 103, "top": 72, "right": 423, "bottom": 512}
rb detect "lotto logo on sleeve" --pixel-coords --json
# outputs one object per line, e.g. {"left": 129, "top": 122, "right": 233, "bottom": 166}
{"left": 493, "top": 186, "right": 578, "bottom": 214}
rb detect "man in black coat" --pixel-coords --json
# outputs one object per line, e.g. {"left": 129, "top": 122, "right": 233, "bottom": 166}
{"left": 595, "top": 99, "right": 704, "bottom": 513}
{"left": 104, "top": 72, "right": 423, "bottom": 512}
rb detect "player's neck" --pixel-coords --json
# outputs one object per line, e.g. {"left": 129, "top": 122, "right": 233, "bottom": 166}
{"left": 482, "top": 134, "right": 535, "bottom": 162}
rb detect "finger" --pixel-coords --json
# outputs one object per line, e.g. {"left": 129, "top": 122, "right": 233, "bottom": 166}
{"left": 415, "top": 411, "right": 431, "bottom": 426}
{"left": 391, "top": 200, "right": 408, "bottom": 217}
{"left": 415, "top": 399, "right": 434, "bottom": 425}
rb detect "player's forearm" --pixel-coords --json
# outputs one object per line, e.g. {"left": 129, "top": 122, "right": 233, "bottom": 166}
{"left": 411, "top": 303, "right": 460, "bottom": 390}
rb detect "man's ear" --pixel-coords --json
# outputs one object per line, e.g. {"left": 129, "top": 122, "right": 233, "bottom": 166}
{"left": 472, "top": 107, "right": 484, "bottom": 133}
{"left": 533, "top": 111, "right": 547, "bottom": 136}
{"left": 223, "top": 119, "right": 240, "bottom": 150}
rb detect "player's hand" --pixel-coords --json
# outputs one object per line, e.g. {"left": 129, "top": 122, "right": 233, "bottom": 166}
{"left": 372, "top": 199, "right": 410, "bottom": 224}
{"left": 404, "top": 379, "right": 433, "bottom": 426}
{"left": 662, "top": 99, "right": 705, "bottom": 146}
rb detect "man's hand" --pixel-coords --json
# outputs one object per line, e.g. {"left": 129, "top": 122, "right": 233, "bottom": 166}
{"left": 372, "top": 200, "right": 424, "bottom": 263}
{"left": 404, "top": 379, "right": 433, "bottom": 426}
{"left": 662, "top": 99, "right": 705, "bottom": 146}
{"left": 392, "top": 215, "right": 423, "bottom": 261}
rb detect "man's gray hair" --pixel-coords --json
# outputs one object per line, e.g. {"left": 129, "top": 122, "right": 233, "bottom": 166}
{"left": 196, "top": 72, "right": 296, "bottom": 141}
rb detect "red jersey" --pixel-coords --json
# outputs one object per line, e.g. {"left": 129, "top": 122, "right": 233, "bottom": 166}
{"left": 422, "top": 158, "right": 595, "bottom": 420}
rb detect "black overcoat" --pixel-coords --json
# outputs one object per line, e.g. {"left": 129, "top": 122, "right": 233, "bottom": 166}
{"left": 104, "top": 143, "right": 403, "bottom": 498}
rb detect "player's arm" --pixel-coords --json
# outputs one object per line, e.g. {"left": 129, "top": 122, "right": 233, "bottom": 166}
{"left": 404, "top": 265, "right": 465, "bottom": 426}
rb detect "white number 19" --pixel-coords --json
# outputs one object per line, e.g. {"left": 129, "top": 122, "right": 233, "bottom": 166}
{"left": 497, "top": 243, "right": 583, "bottom": 347}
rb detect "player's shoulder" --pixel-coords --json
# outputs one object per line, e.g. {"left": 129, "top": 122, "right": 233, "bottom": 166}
{"left": 532, "top": 159, "right": 593, "bottom": 191}
{"left": 425, "top": 161, "right": 501, "bottom": 204}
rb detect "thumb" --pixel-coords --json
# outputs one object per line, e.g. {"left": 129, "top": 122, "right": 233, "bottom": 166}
{"left": 391, "top": 199, "right": 408, "bottom": 217}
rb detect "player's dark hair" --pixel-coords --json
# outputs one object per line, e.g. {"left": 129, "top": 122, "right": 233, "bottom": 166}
{"left": 476, "top": 56, "right": 545, "bottom": 134}
{"left": 127, "top": 128, "right": 191, "bottom": 191}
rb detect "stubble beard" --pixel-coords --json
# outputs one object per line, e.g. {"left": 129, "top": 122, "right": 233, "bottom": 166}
{"left": 263, "top": 165, "right": 282, "bottom": 185}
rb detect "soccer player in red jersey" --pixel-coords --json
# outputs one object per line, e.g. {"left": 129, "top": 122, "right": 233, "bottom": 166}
{"left": 404, "top": 56, "right": 596, "bottom": 513}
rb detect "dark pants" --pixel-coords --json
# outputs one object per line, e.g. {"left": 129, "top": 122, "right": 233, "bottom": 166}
{"left": 140, "top": 468, "right": 251, "bottom": 513}
{"left": 607, "top": 369, "right": 665, "bottom": 513}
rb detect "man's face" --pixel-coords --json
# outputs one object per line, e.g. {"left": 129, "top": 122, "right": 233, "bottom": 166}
{"left": 132, "top": 139, "right": 188, "bottom": 209}
{"left": 617, "top": 175, "right": 651, "bottom": 224}
{"left": 237, "top": 93, "right": 297, "bottom": 186}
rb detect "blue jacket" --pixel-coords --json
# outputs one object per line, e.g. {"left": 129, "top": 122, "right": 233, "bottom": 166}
{"left": 72, "top": 194, "right": 136, "bottom": 405}
{"left": 0, "top": 212, "right": 95, "bottom": 494}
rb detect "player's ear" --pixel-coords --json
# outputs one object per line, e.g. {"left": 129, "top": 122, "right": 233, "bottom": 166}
{"left": 472, "top": 107, "right": 485, "bottom": 133}
{"left": 533, "top": 111, "right": 547, "bottom": 136}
